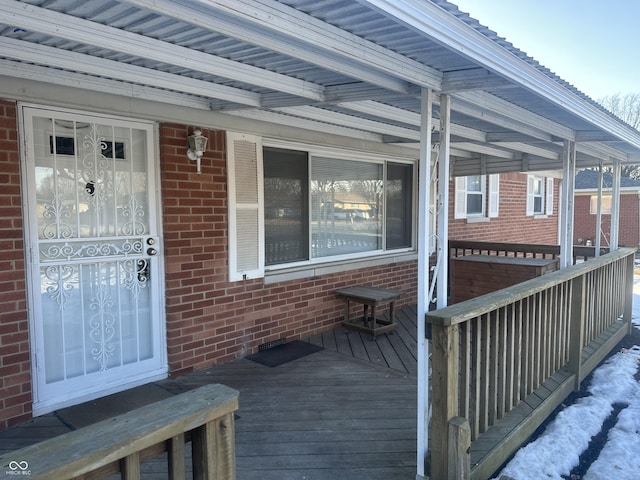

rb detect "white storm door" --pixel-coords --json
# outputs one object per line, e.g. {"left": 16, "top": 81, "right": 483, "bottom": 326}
{"left": 22, "top": 106, "right": 167, "bottom": 415}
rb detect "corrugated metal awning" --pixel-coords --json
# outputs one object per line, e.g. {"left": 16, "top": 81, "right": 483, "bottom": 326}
{"left": 1, "top": 0, "right": 639, "bottom": 174}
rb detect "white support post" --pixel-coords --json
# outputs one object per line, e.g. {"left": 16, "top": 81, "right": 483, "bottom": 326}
{"left": 437, "top": 94, "right": 451, "bottom": 308}
{"left": 560, "top": 140, "right": 576, "bottom": 268}
{"left": 610, "top": 158, "right": 621, "bottom": 250}
{"left": 595, "top": 162, "right": 603, "bottom": 256}
{"left": 416, "top": 87, "right": 433, "bottom": 480}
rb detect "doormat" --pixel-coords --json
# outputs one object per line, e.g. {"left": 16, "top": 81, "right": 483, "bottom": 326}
{"left": 55, "top": 383, "right": 174, "bottom": 429}
{"left": 247, "top": 340, "right": 323, "bottom": 367}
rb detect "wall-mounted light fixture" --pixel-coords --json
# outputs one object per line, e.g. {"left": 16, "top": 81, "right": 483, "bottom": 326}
{"left": 186, "top": 129, "right": 208, "bottom": 174}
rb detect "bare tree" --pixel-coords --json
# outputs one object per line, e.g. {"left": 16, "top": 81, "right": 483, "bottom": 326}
{"left": 599, "top": 93, "right": 640, "bottom": 130}
{"left": 598, "top": 93, "right": 640, "bottom": 178}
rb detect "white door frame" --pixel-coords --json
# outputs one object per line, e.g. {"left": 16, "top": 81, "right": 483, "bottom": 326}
{"left": 19, "top": 103, "right": 167, "bottom": 415}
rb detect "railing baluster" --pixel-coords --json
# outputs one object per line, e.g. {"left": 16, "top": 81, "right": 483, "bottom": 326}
{"left": 427, "top": 248, "right": 635, "bottom": 478}
{"left": 168, "top": 433, "right": 185, "bottom": 480}
{"left": 120, "top": 452, "right": 141, "bottom": 480}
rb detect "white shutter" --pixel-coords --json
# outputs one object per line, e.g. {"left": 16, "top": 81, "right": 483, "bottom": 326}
{"left": 526, "top": 175, "right": 535, "bottom": 216}
{"left": 546, "top": 177, "right": 554, "bottom": 215}
{"left": 454, "top": 177, "right": 467, "bottom": 219}
{"left": 488, "top": 174, "right": 500, "bottom": 218}
{"left": 227, "top": 132, "right": 264, "bottom": 281}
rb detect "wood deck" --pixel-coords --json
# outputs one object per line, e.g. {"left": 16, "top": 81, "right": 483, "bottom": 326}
{"left": 0, "top": 305, "right": 420, "bottom": 479}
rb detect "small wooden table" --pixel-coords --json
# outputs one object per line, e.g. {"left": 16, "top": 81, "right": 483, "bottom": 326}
{"left": 335, "top": 285, "right": 401, "bottom": 338}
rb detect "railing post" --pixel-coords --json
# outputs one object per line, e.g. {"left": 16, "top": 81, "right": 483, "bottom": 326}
{"left": 192, "top": 413, "right": 237, "bottom": 480}
{"left": 448, "top": 416, "right": 471, "bottom": 480}
{"left": 430, "top": 321, "right": 460, "bottom": 480}
{"left": 625, "top": 252, "right": 635, "bottom": 334}
{"left": 567, "top": 275, "right": 586, "bottom": 390}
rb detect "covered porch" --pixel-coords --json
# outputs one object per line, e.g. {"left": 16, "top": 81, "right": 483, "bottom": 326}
{"left": 3, "top": 1, "right": 640, "bottom": 479}
{"left": 1, "top": 242, "right": 635, "bottom": 479}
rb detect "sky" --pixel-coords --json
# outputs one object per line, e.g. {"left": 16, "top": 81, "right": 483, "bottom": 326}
{"left": 450, "top": 0, "right": 640, "bottom": 101}
{"left": 491, "top": 276, "right": 640, "bottom": 479}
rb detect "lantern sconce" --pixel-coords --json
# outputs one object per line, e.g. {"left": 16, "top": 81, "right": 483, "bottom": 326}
{"left": 186, "top": 129, "right": 208, "bottom": 174}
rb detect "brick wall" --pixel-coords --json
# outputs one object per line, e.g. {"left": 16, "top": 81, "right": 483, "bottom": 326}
{"left": 574, "top": 193, "right": 640, "bottom": 248}
{"left": 0, "top": 100, "right": 31, "bottom": 429}
{"left": 448, "top": 172, "right": 559, "bottom": 244}
{"left": 159, "top": 124, "right": 417, "bottom": 377}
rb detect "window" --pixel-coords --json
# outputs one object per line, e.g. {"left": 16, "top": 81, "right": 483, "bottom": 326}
{"left": 264, "top": 148, "right": 309, "bottom": 265}
{"left": 454, "top": 175, "right": 499, "bottom": 219}
{"left": 263, "top": 148, "right": 412, "bottom": 266}
{"left": 589, "top": 194, "right": 612, "bottom": 214}
{"left": 227, "top": 133, "right": 415, "bottom": 279}
{"left": 526, "top": 175, "right": 554, "bottom": 216}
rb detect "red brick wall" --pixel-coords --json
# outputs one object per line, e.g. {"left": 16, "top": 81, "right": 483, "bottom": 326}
{"left": 0, "top": 100, "right": 31, "bottom": 429}
{"left": 448, "top": 172, "right": 559, "bottom": 244}
{"left": 159, "top": 124, "right": 417, "bottom": 376}
{"left": 574, "top": 193, "right": 640, "bottom": 248}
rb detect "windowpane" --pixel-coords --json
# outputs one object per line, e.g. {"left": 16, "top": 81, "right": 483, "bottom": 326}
{"left": 263, "top": 148, "right": 309, "bottom": 265}
{"left": 467, "top": 192, "right": 483, "bottom": 215}
{"left": 533, "top": 178, "right": 544, "bottom": 214}
{"left": 590, "top": 194, "right": 612, "bottom": 214}
{"left": 311, "top": 157, "right": 382, "bottom": 258}
{"left": 534, "top": 196, "right": 543, "bottom": 214}
{"left": 386, "top": 162, "right": 412, "bottom": 249}
{"left": 467, "top": 175, "right": 482, "bottom": 192}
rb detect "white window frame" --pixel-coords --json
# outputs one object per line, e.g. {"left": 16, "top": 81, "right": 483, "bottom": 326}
{"left": 526, "top": 175, "right": 554, "bottom": 217}
{"left": 454, "top": 174, "right": 499, "bottom": 220}
{"left": 227, "top": 134, "right": 417, "bottom": 280}
{"left": 589, "top": 194, "right": 612, "bottom": 214}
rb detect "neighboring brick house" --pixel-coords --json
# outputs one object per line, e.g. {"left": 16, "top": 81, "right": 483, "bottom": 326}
{"left": 574, "top": 169, "right": 640, "bottom": 249}
{"left": 449, "top": 172, "right": 559, "bottom": 244}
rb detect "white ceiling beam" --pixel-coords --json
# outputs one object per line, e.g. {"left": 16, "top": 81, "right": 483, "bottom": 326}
{"left": 361, "top": 0, "right": 640, "bottom": 150}
{"left": 450, "top": 143, "right": 515, "bottom": 159}
{"left": 575, "top": 130, "right": 617, "bottom": 142}
{"left": 272, "top": 106, "right": 421, "bottom": 140}
{"left": 490, "top": 142, "right": 560, "bottom": 160}
{"left": 0, "top": 37, "right": 262, "bottom": 108}
{"left": 125, "top": 0, "right": 440, "bottom": 94}
{"left": 0, "top": 60, "right": 213, "bottom": 110}
{"left": 0, "top": 0, "right": 325, "bottom": 101}
{"left": 441, "top": 68, "right": 512, "bottom": 93}
{"left": 152, "top": 0, "right": 440, "bottom": 91}
{"left": 455, "top": 91, "right": 574, "bottom": 140}
{"left": 227, "top": 108, "right": 384, "bottom": 143}
{"left": 336, "top": 100, "right": 486, "bottom": 142}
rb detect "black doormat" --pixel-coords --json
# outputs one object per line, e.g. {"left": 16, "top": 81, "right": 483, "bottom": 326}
{"left": 247, "top": 340, "right": 323, "bottom": 367}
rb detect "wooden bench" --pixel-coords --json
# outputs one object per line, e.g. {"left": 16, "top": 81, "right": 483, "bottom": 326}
{"left": 335, "top": 285, "right": 401, "bottom": 338}
{"left": 0, "top": 384, "right": 239, "bottom": 480}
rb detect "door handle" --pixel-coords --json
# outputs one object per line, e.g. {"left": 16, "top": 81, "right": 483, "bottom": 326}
{"left": 147, "top": 248, "right": 157, "bottom": 256}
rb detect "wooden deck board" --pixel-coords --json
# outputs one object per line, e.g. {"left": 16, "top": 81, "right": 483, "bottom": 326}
{"left": 310, "top": 305, "right": 419, "bottom": 375}
{"left": 1, "top": 303, "right": 626, "bottom": 480}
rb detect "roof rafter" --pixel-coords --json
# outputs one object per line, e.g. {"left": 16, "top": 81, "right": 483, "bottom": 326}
{"left": 0, "top": 0, "right": 325, "bottom": 101}
{"left": 0, "top": 37, "right": 261, "bottom": 107}
{"left": 126, "top": 0, "right": 441, "bottom": 93}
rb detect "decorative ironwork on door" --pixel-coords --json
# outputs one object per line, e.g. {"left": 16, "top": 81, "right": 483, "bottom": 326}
{"left": 24, "top": 107, "right": 165, "bottom": 412}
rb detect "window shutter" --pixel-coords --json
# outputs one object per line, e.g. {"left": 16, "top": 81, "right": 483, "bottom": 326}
{"left": 546, "top": 177, "right": 554, "bottom": 215}
{"left": 454, "top": 177, "right": 466, "bottom": 219}
{"left": 227, "top": 132, "right": 264, "bottom": 281}
{"left": 488, "top": 174, "right": 500, "bottom": 218}
{"left": 526, "top": 175, "right": 535, "bottom": 216}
